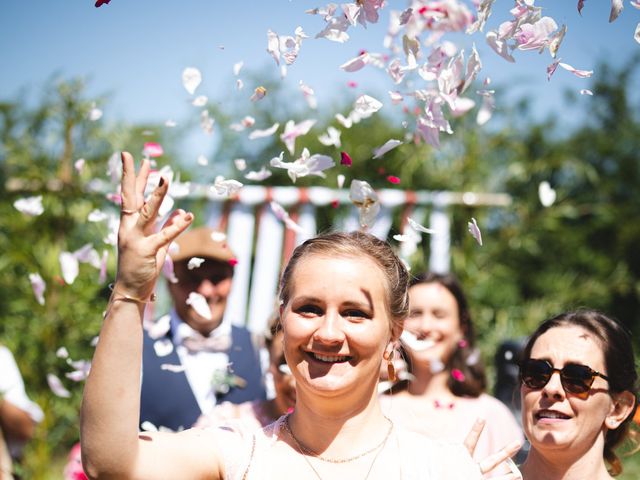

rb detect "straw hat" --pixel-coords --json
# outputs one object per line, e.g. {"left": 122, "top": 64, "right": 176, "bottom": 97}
{"left": 169, "top": 227, "right": 235, "bottom": 263}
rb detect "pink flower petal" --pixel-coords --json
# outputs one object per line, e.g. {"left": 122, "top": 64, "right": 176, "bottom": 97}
{"left": 29, "top": 273, "right": 46, "bottom": 305}
{"left": 340, "top": 151, "right": 353, "bottom": 166}
{"left": 162, "top": 255, "right": 179, "bottom": 284}
{"left": 47, "top": 373, "right": 71, "bottom": 398}
{"left": 270, "top": 201, "right": 305, "bottom": 234}
{"left": 577, "top": 0, "right": 586, "bottom": 15}
{"left": 451, "top": 369, "right": 466, "bottom": 382}
{"left": 143, "top": 142, "right": 163, "bottom": 158}
{"left": 387, "top": 175, "right": 401, "bottom": 184}
{"left": 558, "top": 62, "right": 593, "bottom": 78}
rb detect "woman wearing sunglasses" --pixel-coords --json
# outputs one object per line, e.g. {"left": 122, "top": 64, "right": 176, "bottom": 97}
{"left": 518, "top": 309, "right": 638, "bottom": 479}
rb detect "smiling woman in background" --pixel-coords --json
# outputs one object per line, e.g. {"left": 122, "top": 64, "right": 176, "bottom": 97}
{"left": 517, "top": 309, "right": 638, "bottom": 479}
{"left": 380, "top": 272, "right": 523, "bottom": 473}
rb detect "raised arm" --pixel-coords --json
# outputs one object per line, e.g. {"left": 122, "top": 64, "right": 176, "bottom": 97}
{"left": 80, "top": 153, "right": 224, "bottom": 480}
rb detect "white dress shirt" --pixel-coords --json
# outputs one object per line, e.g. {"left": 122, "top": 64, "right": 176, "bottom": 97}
{"left": 0, "top": 346, "right": 44, "bottom": 458}
{"left": 169, "top": 311, "right": 232, "bottom": 416}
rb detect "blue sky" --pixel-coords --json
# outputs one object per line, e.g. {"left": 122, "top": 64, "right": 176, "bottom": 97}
{"left": 1, "top": 1, "right": 638, "bottom": 161}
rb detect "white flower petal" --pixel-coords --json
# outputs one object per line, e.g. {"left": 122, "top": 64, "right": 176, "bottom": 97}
{"left": 187, "top": 257, "right": 205, "bottom": 270}
{"left": 353, "top": 95, "right": 383, "bottom": 117}
{"left": 249, "top": 123, "right": 280, "bottom": 140}
{"left": 147, "top": 314, "right": 172, "bottom": 340}
{"left": 182, "top": 67, "right": 202, "bottom": 95}
{"left": 192, "top": 95, "right": 208, "bottom": 107}
{"left": 538, "top": 181, "right": 557, "bottom": 207}
{"left": 56, "top": 347, "right": 69, "bottom": 359}
{"left": 186, "top": 292, "right": 212, "bottom": 320}
{"left": 467, "top": 217, "right": 483, "bottom": 246}
{"left": 407, "top": 217, "right": 438, "bottom": 235}
{"left": 372, "top": 139, "right": 402, "bottom": 159}
{"left": 14, "top": 195, "right": 44, "bottom": 216}
{"left": 59, "top": 252, "right": 79, "bottom": 285}
{"left": 245, "top": 167, "right": 272, "bottom": 182}
{"left": 153, "top": 339, "right": 174, "bottom": 357}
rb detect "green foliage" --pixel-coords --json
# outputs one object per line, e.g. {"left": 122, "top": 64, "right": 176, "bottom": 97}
{"left": 0, "top": 78, "right": 170, "bottom": 478}
{"left": 2, "top": 56, "right": 640, "bottom": 477}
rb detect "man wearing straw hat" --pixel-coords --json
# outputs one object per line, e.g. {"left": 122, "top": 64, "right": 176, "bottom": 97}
{"left": 139, "top": 227, "right": 265, "bottom": 431}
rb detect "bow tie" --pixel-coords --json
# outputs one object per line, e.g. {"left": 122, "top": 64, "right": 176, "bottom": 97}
{"left": 181, "top": 332, "right": 232, "bottom": 353}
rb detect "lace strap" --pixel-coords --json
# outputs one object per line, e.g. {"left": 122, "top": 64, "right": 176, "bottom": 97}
{"left": 240, "top": 434, "right": 256, "bottom": 480}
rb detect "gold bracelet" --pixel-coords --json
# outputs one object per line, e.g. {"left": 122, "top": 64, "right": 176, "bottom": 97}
{"left": 108, "top": 283, "right": 157, "bottom": 304}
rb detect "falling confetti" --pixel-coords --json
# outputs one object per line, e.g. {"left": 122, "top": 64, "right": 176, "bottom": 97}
{"left": 14, "top": 195, "right": 44, "bottom": 216}
{"left": 250, "top": 86, "right": 267, "bottom": 102}
{"left": 182, "top": 67, "right": 202, "bottom": 95}
{"left": 186, "top": 292, "right": 212, "bottom": 320}
{"left": 467, "top": 217, "right": 483, "bottom": 246}
{"left": 340, "top": 151, "right": 353, "bottom": 166}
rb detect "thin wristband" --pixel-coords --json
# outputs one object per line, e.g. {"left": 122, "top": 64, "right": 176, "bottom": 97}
{"left": 108, "top": 283, "right": 157, "bottom": 304}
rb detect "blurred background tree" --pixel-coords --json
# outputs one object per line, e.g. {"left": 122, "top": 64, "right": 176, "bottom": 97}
{"left": 1, "top": 54, "right": 639, "bottom": 477}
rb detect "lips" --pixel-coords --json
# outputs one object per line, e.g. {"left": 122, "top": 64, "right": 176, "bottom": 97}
{"left": 535, "top": 409, "right": 571, "bottom": 420}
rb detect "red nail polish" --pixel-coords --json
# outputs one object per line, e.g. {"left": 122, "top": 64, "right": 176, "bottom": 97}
{"left": 159, "top": 177, "right": 165, "bottom": 187}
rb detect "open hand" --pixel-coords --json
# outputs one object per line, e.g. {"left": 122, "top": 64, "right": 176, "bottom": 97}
{"left": 464, "top": 419, "right": 523, "bottom": 479}
{"left": 114, "top": 151, "right": 193, "bottom": 299}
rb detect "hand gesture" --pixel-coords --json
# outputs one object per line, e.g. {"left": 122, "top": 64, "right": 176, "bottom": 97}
{"left": 464, "top": 419, "right": 523, "bottom": 480}
{"left": 114, "top": 152, "right": 193, "bottom": 299}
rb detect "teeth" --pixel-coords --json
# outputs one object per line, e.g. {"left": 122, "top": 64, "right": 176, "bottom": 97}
{"left": 313, "top": 353, "right": 349, "bottom": 363}
{"left": 538, "top": 411, "right": 570, "bottom": 419}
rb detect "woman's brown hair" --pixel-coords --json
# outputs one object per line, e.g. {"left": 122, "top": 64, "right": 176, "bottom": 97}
{"left": 520, "top": 309, "right": 639, "bottom": 476}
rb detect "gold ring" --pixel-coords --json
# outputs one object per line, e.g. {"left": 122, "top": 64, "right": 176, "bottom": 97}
{"left": 121, "top": 208, "right": 138, "bottom": 215}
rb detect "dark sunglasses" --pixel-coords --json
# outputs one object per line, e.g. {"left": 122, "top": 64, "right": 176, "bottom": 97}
{"left": 520, "top": 358, "right": 609, "bottom": 397}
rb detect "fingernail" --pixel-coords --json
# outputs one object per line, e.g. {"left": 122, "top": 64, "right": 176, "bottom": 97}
{"left": 186, "top": 212, "right": 194, "bottom": 221}
{"left": 159, "top": 177, "right": 165, "bottom": 187}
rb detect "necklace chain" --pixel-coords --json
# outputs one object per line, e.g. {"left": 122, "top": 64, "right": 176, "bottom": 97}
{"left": 283, "top": 414, "right": 393, "bottom": 463}
{"left": 282, "top": 414, "right": 393, "bottom": 480}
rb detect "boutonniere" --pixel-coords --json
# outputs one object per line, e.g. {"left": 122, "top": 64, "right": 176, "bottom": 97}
{"left": 210, "top": 366, "right": 247, "bottom": 395}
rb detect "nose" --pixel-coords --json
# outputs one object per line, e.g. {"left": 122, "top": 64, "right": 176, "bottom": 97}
{"left": 312, "top": 310, "right": 346, "bottom": 345}
{"left": 197, "top": 279, "right": 219, "bottom": 298}
{"left": 412, "top": 313, "right": 435, "bottom": 337}
{"left": 541, "top": 370, "right": 565, "bottom": 400}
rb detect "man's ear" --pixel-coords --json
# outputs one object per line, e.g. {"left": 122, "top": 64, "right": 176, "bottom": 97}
{"left": 605, "top": 391, "right": 636, "bottom": 430}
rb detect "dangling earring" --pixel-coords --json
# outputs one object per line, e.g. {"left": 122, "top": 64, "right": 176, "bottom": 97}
{"left": 384, "top": 350, "right": 397, "bottom": 382}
